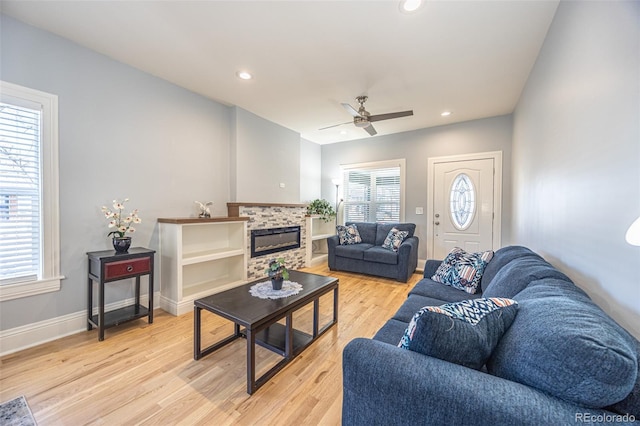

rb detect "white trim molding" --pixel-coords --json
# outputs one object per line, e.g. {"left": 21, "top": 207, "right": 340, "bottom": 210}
{"left": 0, "top": 292, "right": 161, "bottom": 357}
{"left": 0, "top": 80, "right": 63, "bottom": 301}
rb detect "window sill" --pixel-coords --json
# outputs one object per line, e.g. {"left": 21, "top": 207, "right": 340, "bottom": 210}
{"left": 0, "top": 276, "right": 64, "bottom": 302}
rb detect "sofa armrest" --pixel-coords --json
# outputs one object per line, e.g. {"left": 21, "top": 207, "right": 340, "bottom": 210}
{"left": 327, "top": 235, "right": 339, "bottom": 269}
{"left": 343, "top": 338, "right": 619, "bottom": 426}
{"left": 396, "top": 236, "right": 419, "bottom": 282}
{"left": 423, "top": 259, "right": 442, "bottom": 278}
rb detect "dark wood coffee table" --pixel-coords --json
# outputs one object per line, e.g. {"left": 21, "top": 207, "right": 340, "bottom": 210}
{"left": 193, "top": 270, "right": 339, "bottom": 394}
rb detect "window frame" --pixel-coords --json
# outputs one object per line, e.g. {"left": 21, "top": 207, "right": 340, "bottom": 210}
{"left": 0, "top": 81, "right": 63, "bottom": 301}
{"left": 340, "top": 159, "right": 406, "bottom": 224}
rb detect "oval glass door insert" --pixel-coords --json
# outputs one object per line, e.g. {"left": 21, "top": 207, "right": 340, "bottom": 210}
{"left": 449, "top": 173, "right": 476, "bottom": 230}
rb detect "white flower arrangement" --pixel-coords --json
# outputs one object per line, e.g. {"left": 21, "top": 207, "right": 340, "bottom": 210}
{"left": 101, "top": 198, "right": 142, "bottom": 238}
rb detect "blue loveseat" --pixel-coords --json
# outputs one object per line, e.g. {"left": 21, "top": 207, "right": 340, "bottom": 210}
{"left": 327, "top": 222, "right": 418, "bottom": 283}
{"left": 342, "top": 246, "right": 640, "bottom": 425}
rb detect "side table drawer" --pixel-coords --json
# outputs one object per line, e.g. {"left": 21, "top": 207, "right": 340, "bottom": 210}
{"left": 104, "top": 257, "right": 151, "bottom": 280}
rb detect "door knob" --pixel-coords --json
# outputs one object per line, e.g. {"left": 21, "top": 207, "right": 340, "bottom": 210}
{"left": 435, "top": 221, "right": 440, "bottom": 225}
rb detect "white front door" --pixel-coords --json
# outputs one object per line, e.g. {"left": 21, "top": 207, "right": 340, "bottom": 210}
{"left": 428, "top": 152, "right": 502, "bottom": 260}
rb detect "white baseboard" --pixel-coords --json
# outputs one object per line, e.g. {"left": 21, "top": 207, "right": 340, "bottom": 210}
{"left": 416, "top": 258, "right": 427, "bottom": 273}
{"left": 0, "top": 292, "right": 160, "bottom": 357}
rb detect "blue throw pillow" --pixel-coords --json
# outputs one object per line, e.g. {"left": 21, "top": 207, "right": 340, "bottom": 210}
{"left": 432, "top": 247, "right": 494, "bottom": 294}
{"left": 398, "top": 298, "right": 518, "bottom": 370}
{"left": 336, "top": 224, "right": 362, "bottom": 245}
{"left": 382, "top": 227, "right": 409, "bottom": 252}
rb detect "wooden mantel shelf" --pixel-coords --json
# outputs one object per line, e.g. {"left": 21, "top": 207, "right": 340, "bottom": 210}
{"left": 157, "top": 217, "right": 249, "bottom": 224}
{"left": 227, "top": 202, "right": 307, "bottom": 217}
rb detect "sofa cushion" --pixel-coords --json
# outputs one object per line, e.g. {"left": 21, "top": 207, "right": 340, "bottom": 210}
{"left": 606, "top": 339, "right": 640, "bottom": 417}
{"left": 373, "top": 318, "right": 409, "bottom": 345}
{"left": 482, "top": 256, "right": 573, "bottom": 299}
{"left": 398, "top": 298, "right": 518, "bottom": 370}
{"left": 346, "top": 222, "right": 377, "bottom": 245}
{"left": 334, "top": 243, "right": 373, "bottom": 260}
{"left": 363, "top": 246, "right": 398, "bottom": 265}
{"left": 432, "top": 247, "right": 494, "bottom": 294}
{"left": 480, "top": 245, "right": 542, "bottom": 292}
{"left": 375, "top": 223, "right": 416, "bottom": 246}
{"left": 337, "top": 224, "right": 362, "bottom": 245}
{"left": 392, "top": 294, "right": 448, "bottom": 323}
{"left": 409, "top": 278, "right": 483, "bottom": 302}
{"left": 488, "top": 282, "right": 638, "bottom": 408}
{"left": 381, "top": 227, "right": 409, "bottom": 252}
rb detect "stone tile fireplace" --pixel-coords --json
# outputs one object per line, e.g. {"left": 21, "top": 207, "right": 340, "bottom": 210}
{"left": 228, "top": 202, "right": 307, "bottom": 279}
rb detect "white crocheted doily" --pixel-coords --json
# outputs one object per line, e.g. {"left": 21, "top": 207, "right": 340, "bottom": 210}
{"left": 249, "top": 280, "right": 303, "bottom": 299}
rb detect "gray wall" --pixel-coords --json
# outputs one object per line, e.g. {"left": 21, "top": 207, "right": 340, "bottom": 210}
{"left": 0, "top": 15, "right": 233, "bottom": 330}
{"left": 300, "top": 138, "right": 322, "bottom": 203}
{"left": 321, "top": 115, "right": 514, "bottom": 261}
{"left": 0, "top": 15, "right": 316, "bottom": 332}
{"left": 231, "top": 107, "right": 301, "bottom": 203}
{"left": 512, "top": 1, "right": 640, "bottom": 338}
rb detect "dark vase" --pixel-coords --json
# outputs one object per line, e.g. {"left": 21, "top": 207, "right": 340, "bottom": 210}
{"left": 112, "top": 236, "right": 132, "bottom": 253}
{"left": 271, "top": 277, "right": 284, "bottom": 290}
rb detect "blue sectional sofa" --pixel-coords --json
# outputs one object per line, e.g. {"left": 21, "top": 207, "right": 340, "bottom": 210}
{"left": 326, "top": 222, "right": 418, "bottom": 283}
{"left": 342, "top": 246, "right": 640, "bottom": 425}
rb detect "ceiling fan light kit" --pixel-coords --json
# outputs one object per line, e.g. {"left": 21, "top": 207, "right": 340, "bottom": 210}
{"left": 321, "top": 95, "right": 413, "bottom": 137}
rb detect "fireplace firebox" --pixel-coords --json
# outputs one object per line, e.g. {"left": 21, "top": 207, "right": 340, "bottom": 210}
{"left": 251, "top": 226, "right": 301, "bottom": 258}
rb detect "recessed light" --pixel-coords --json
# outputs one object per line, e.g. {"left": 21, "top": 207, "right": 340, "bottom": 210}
{"left": 236, "top": 71, "right": 253, "bottom": 80}
{"left": 441, "top": 111, "right": 452, "bottom": 117}
{"left": 399, "top": 0, "right": 423, "bottom": 13}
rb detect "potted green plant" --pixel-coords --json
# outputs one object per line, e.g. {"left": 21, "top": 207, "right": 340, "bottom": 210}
{"left": 265, "top": 258, "right": 289, "bottom": 290}
{"left": 306, "top": 199, "right": 336, "bottom": 223}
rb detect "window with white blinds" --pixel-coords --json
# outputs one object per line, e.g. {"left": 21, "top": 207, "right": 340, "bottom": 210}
{"left": 342, "top": 160, "right": 405, "bottom": 224}
{"left": 0, "top": 81, "right": 62, "bottom": 301}
{"left": 0, "top": 102, "right": 42, "bottom": 284}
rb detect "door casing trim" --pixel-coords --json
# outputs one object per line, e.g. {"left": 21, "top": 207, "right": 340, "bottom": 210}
{"left": 427, "top": 151, "right": 503, "bottom": 259}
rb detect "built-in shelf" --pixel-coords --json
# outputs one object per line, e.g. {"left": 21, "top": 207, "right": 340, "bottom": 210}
{"left": 305, "top": 216, "right": 336, "bottom": 267}
{"left": 158, "top": 218, "right": 248, "bottom": 315}
{"left": 181, "top": 248, "right": 245, "bottom": 265}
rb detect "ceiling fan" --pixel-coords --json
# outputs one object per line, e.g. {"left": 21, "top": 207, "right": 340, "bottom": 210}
{"left": 320, "top": 96, "right": 413, "bottom": 136}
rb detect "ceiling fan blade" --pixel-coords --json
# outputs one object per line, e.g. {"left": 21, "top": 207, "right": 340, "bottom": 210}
{"left": 364, "top": 124, "right": 377, "bottom": 136}
{"left": 318, "top": 121, "right": 352, "bottom": 131}
{"left": 341, "top": 103, "right": 362, "bottom": 118}
{"left": 368, "top": 110, "right": 414, "bottom": 123}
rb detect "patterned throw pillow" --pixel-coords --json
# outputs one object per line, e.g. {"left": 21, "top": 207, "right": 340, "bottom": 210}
{"left": 398, "top": 298, "right": 519, "bottom": 370}
{"left": 431, "top": 247, "right": 494, "bottom": 294}
{"left": 336, "top": 224, "right": 362, "bottom": 245}
{"left": 382, "top": 227, "right": 409, "bottom": 252}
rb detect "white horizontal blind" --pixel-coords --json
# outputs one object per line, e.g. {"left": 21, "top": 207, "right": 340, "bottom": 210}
{"left": 0, "top": 101, "right": 42, "bottom": 284}
{"left": 343, "top": 165, "right": 401, "bottom": 224}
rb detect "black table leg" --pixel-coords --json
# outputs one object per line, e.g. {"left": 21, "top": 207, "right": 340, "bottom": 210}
{"left": 148, "top": 256, "right": 154, "bottom": 323}
{"left": 98, "top": 278, "right": 105, "bottom": 341}
{"left": 285, "top": 313, "right": 293, "bottom": 360}
{"left": 334, "top": 286, "right": 339, "bottom": 323}
{"left": 87, "top": 276, "right": 93, "bottom": 331}
{"left": 194, "top": 306, "right": 202, "bottom": 360}
{"left": 246, "top": 328, "right": 256, "bottom": 394}
{"left": 135, "top": 276, "right": 141, "bottom": 315}
{"left": 313, "top": 299, "right": 319, "bottom": 338}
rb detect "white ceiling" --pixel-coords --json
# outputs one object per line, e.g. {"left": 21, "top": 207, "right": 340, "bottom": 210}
{"left": 0, "top": 0, "right": 559, "bottom": 144}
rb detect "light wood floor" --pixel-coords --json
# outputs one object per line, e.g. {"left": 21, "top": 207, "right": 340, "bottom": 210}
{"left": 0, "top": 265, "right": 421, "bottom": 425}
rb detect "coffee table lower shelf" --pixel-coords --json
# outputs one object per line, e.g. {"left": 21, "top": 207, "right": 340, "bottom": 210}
{"left": 251, "top": 323, "right": 312, "bottom": 356}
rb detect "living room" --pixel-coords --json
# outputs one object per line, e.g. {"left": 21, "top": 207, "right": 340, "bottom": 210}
{"left": 0, "top": 0, "right": 638, "bottom": 424}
